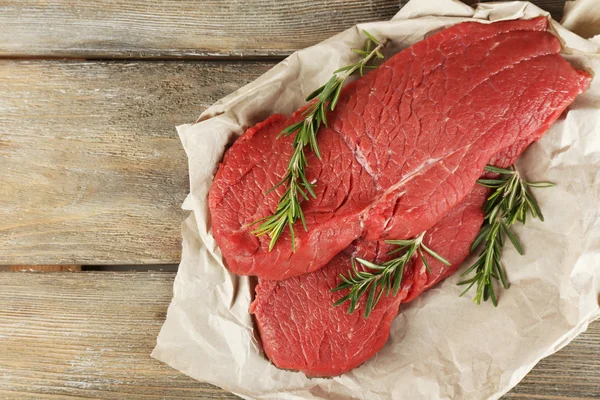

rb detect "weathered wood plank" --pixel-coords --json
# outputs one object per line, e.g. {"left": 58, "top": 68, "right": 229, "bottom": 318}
{"left": 0, "top": 60, "right": 274, "bottom": 265}
{"left": 0, "top": 1, "right": 567, "bottom": 59}
{"left": 0, "top": 0, "right": 400, "bottom": 59}
{"left": 0, "top": 272, "right": 597, "bottom": 399}
{"left": 0, "top": 272, "right": 239, "bottom": 399}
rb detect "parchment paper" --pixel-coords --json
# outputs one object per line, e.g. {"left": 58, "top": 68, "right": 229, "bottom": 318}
{"left": 152, "top": 1, "right": 600, "bottom": 398}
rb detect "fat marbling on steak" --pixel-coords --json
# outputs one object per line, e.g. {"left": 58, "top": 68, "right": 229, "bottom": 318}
{"left": 209, "top": 17, "right": 590, "bottom": 281}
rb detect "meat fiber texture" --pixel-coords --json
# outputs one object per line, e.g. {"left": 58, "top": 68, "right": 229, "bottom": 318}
{"left": 250, "top": 189, "right": 485, "bottom": 377}
{"left": 250, "top": 82, "right": 592, "bottom": 377}
{"left": 249, "top": 129, "right": 571, "bottom": 377}
{"left": 209, "top": 17, "right": 590, "bottom": 281}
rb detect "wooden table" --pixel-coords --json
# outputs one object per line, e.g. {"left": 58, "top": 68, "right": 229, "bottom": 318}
{"left": 1, "top": 1, "right": 598, "bottom": 399}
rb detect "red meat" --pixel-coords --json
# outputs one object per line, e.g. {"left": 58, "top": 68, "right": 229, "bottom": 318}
{"left": 209, "top": 17, "right": 589, "bottom": 280}
{"left": 250, "top": 187, "right": 485, "bottom": 377}
{"left": 250, "top": 126, "right": 593, "bottom": 377}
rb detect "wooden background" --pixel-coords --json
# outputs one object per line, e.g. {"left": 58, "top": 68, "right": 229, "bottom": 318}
{"left": 1, "top": 0, "right": 599, "bottom": 399}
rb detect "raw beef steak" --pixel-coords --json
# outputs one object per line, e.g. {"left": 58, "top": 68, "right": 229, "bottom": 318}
{"left": 250, "top": 122, "right": 593, "bottom": 376}
{"left": 209, "top": 17, "right": 590, "bottom": 280}
{"left": 250, "top": 187, "right": 485, "bottom": 377}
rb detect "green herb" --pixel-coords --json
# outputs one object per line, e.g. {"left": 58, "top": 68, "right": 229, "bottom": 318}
{"left": 458, "top": 165, "right": 554, "bottom": 305}
{"left": 252, "top": 30, "right": 387, "bottom": 252}
{"left": 331, "top": 232, "right": 450, "bottom": 318}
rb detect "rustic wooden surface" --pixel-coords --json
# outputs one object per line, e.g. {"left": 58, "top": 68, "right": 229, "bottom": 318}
{"left": 0, "top": 60, "right": 272, "bottom": 265}
{"left": 0, "top": 272, "right": 597, "bottom": 400}
{"left": 0, "top": 0, "right": 400, "bottom": 59}
{"left": 0, "top": 272, "right": 237, "bottom": 400}
{"left": 2, "top": 0, "right": 599, "bottom": 399}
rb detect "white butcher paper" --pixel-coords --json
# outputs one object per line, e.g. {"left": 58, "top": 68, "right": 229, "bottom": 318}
{"left": 152, "top": 1, "right": 600, "bottom": 398}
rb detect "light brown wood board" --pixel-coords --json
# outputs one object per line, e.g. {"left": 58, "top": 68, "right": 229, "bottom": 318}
{"left": 0, "top": 60, "right": 273, "bottom": 265}
{"left": 0, "top": 272, "right": 598, "bottom": 399}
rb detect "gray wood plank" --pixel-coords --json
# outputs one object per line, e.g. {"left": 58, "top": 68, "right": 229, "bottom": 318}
{"left": 0, "top": 60, "right": 273, "bottom": 265}
{"left": 0, "top": 0, "right": 400, "bottom": 59}
{"left": 0, "top": 272, "right": 597, "bottom": 399}
{"left": 0, "top": 1, "right": 567, "bottom": 59}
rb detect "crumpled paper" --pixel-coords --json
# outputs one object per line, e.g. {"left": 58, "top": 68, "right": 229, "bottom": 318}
{"left": 152, "top": 1, "right": 600, "bottom": 399}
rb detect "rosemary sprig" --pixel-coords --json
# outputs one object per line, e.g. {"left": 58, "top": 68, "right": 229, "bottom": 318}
{"left": 331, "top": 232, "right": 450, "bottom": 318}
{"left": 458, "top": 165, "right": 554, "bottom": 306}
{"left": 252, "top": 30, "right": 387, "bottom": 252}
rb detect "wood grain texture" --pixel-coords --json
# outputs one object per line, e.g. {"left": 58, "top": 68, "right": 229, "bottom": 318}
{"left": 0, "top": 272, "right": 597, "bottom": 399}
{"left": 0, "top": 0, "right": 567, "bottom": 59}
{"left": 0, "top": 0, "right": 400, "bottom": 59}
{"left": 0, "top": 272, "right": 238, "bottom": 399}
{"left": 0, "top": 60, "right": 273, "bottom": 265}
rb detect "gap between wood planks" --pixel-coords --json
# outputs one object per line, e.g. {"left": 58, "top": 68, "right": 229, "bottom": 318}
{"left": 2, "top": 265, "right": 179, "bottom": 272}
{"left": 8, "top": 265, "right": 82, "bottom": 272}
{"left": 0, "top": 54, "right": 288, "bottom": 61}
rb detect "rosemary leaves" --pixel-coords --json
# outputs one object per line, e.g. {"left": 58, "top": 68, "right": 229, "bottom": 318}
{"left": 458, "top": 165, "right": 554, "bottom": 305}
{"left": 252, "top": 31, "right": 387, "bottom": 252}
{"left": 331, "top": 232, "right": 450, "bottom": 318}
